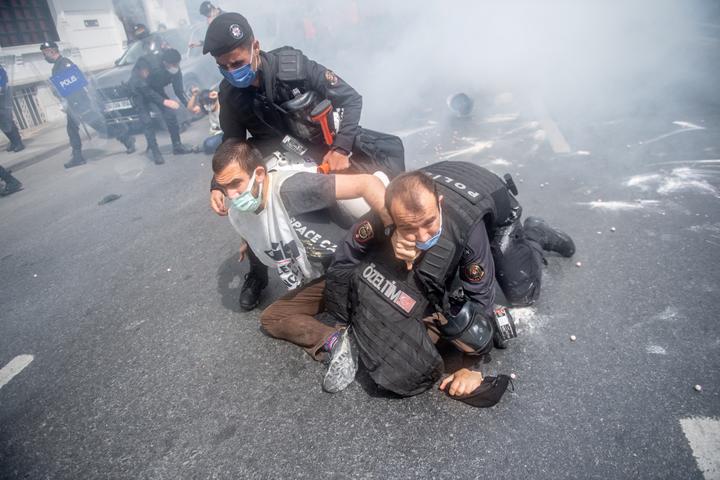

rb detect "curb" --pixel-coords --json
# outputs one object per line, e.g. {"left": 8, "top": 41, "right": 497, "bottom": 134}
{"left": 5, "top": 142, "right": 72, "bottom": 173}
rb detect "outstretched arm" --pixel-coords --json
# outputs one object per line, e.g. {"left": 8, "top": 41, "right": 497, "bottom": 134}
{"left": 334, "top": 173, "right": 391, "bottom": 226}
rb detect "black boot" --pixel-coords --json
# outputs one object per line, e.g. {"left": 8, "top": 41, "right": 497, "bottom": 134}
{"left": 0, "top": 166, "right": 23, "bottom": 196}
{"left": 64, "top": 150, "right": 86, "bottom": 169}
{"left": 148, "top": 146, "right": 165, "bottom": 165}
{"left": 172, "top": 142, "right": 193, "bottom": 155}
{"left": 239, "top": 268, "right": 268, "bottom": 311}
{"left": 120, "top": 135, "right": 136, "bottom": 154}
{"left": 523, "top": 217, "right": 575, "bottom": 257}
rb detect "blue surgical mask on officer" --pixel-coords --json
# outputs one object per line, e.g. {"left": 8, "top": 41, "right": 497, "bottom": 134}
{"left": 415, "top": 206, "right": 442, "bottom": 250}
{"left": 219, "top": 47, "right": 256, "bottom": 88}
{"left": 229, "top": 170, "right": 262, "bottom": 212}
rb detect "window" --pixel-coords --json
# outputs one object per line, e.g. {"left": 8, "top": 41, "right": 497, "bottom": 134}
{"left": 0, "top": 0, "right": 59, "bottom": 48}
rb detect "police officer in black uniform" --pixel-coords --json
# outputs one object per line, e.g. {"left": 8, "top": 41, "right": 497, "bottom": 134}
{"left": 128, "top": 48, "right": 193, "bottom": 165}
{"left": 40, "top": 41, "right": 136, "bottom": 169}
{"left": 1, "top": 64, "right": 25, "bottom": 153}
{"left": 313, "top": 161, "right": 575, "bottom": 398}
{"left": 202, "top": 12, "right": 406, "bottom": 310}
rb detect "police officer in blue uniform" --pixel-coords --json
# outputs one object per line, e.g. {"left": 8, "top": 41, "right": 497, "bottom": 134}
{"left": 40, "top": 41, "right": 136, "bottom": 169}
{"left": 202, "top": 12, "right": 406, "bottom": 310}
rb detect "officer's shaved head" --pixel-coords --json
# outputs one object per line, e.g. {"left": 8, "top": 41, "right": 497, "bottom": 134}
{"left": 385, "top": 171, "right": 439, "bottom": 214}
{"left": 212, "top": 139, "right": 263, "bottom": 175}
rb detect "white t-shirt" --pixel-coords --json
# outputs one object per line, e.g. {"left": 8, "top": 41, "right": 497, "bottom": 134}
{"left": 228, "top": 170, "right": 323, "bottom": 290}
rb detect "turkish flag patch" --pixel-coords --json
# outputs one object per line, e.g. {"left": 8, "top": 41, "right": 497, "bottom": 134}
{"left": 394, "top": 291, "right": 417, "bottom": 314}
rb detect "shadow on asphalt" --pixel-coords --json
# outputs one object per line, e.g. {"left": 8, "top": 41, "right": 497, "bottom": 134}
{"left": 216, "top": 252, "right": 245, "bottom": 314}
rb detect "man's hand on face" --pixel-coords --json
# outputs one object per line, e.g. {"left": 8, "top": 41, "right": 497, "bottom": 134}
{"left": 238, "top": 241, "right": 248, "bottom": 261}
{"left": 163, "top": 99, "right": 180, "bottom": 110}
{"left": 323, "top": 149, "right": 350, "bottom": 172}
{"left": 439, "top": 368, "right": 484, "bottom": 396}
{"left": 391, "top": 230, "right": 419, "bottom": 270}
{"left": 210, "top": 189, "right": 228, "bottom": 216}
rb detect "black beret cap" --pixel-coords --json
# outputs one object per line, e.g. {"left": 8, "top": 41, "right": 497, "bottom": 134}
{"left": 202, "top": 12, "right": 254, "bottom": 56}
{"left": 199, "top": 1, "right": 214, "bottom": 16}
{"left": 40, "top": 41, "right": 59, "bottom": 50}
{"left": 133, "top": 23, "right": 150, "bottom": 39}
{"left": 161, "top": 48, "right": 182, "bottom": 65}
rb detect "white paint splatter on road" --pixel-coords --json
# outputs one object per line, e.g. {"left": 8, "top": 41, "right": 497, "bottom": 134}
{"left": 438, "top": 140, "right": 494, "bottom": 160}
{"left": 483, "top": 113, "right": 519, "bottom": 123}
{"left": 577, "top": 200, "right": 661, "bottom": 211}
{"left": 628, "top": 168, "right": 719, "bottom": 197}
{"left": 393, "top": 124, "right": 437, "bottom": 139}
{"left": 646, "top": 345, "right": 667, "bottom": 355}
{"left": 639, "top": 121, "right": 706, "bottom": 145}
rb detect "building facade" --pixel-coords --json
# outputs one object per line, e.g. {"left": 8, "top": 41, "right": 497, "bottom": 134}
{"left": 0, "top": 0, "right": 189, "bottom": 129}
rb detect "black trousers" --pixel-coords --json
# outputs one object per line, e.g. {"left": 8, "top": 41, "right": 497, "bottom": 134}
{"left": 350, "top": 128, "right": 405, "bottom": 179}
{"left": 490, "top": 217, "right": 544, "bottom": 307}
{"left": 66, "top": 94, "right": 130, "bottom": 152}
{"left": 0, "top": 90, "right": 22, "bottom": 146}
{"left": 134, "top": 93, "right": 181, "bottom": 150}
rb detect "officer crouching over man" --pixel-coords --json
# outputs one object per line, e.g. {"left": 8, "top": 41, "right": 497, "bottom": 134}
{"left": 128, "top": 48, "right": 194, "bottom": 165}
{"left": 261, "top": 161, "right": 576, "bottom": 406}
{"left": 203, "top": 12, "right": 405, "bottom": 310}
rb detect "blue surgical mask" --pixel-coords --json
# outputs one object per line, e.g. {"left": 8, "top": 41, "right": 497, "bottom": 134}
{"left": 415, "top": 207, "right": 442, "bottom": 251}
{"left": 219, "top": 48, "right": 256, "bottom": 88}
{"left": 229, "top": 171, "right": 262, "bottom": 212}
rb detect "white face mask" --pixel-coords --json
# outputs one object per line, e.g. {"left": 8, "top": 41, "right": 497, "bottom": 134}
{"left": 166, "top": 66, "right": 179, "bottom": 75}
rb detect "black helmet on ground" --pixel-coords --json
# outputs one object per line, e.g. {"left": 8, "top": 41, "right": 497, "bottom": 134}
{"left": 439, "top": 301, "right": 495, "bottom": 355}
{"left": 447, "top": 92, "right": 474, "bottom": 117}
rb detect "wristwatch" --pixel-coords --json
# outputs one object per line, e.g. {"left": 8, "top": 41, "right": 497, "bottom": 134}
{"left": 384, "top": 224, "right": 396, "bottom": 237}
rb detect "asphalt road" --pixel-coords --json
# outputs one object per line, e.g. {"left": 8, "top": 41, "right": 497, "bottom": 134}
{"left": 2, "top": 71, "right": 720, "bottom": 480}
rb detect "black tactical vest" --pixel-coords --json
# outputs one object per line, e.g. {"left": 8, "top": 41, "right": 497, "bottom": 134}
{"left": 349, "top": 161, "right": 512, "bottom": 396}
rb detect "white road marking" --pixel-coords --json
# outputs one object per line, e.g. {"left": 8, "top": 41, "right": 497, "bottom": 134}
{"left": 680, "top": 417, "right": 720, "bottom": 480}
{"left": 0, "top": 355, "right": 34, "bottom": 390}
{"left": 531, "top": 98, "right": 571, "bottom": 154}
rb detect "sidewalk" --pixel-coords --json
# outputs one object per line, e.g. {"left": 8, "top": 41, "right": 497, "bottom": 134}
{"left": 1, "top": 118, "right": 210, "bottom": 173}
{"left": 0, "top": 120, "right": 74, "bottom": 172}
